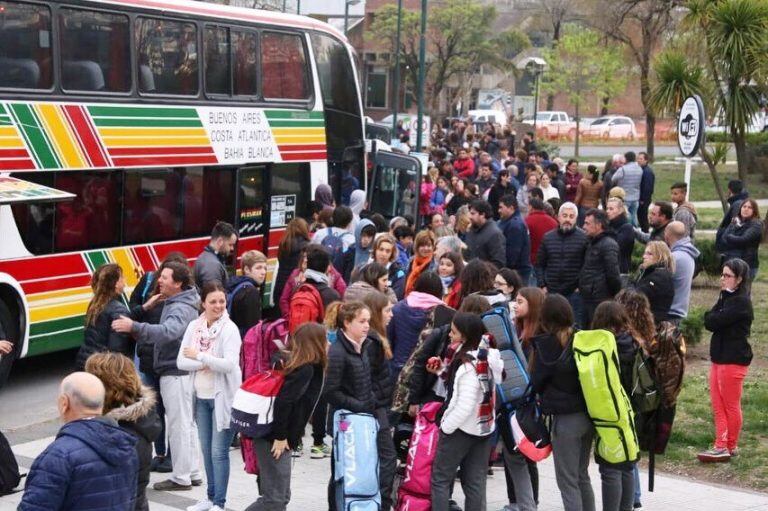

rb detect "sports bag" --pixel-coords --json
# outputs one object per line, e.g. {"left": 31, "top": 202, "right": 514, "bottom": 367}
{"left": 396, "top": 402, "right": 442, "bottom": 510}
{"left": 509, "top": 400, "right": 552, "bottom": 462}
{"left": 333, "top": 410, "right": 381, "bottom": 511}
{"left": 482, "top": 307, "right": 530, "bottom": 408}
{"left": 230, "top": 370, "right": 285, "bottom": 439}
{"left": 573, "top": 329, "right": 639, "bottom": 465}
{"left": 0, "top": 430, "right": 21, "bottom": 496}
{"left": 241, "top": 319, "right": 290, "bottom": 380}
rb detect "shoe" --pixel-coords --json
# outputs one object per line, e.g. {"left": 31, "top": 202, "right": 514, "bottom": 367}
{"left": 154, "top": 479, "right": 192, "bottom": 491}
{"left": 697, "top": 447, "right": 731, "bottom": 463}
{"left": 186, "top": 501, "right": 213, "bottom": 511}
{"left": 448, "top": 500, "right": 463, "bottom": 511}
{"left": 311, "top": 443, "right": 331, "bottom": 459}
{"left": 729, "top": 448, "right": 739, "bottom": 457}
{"left": 191, "top": 478, "right": 203, "bottom": 486}
{"left": 633, "top": 503, "right": 643, "bottom": 510}
{"left": 156, "top": 456, "right": 173, "bottom": 473}
{"left": 292, "top": 444, "right": 303, "bottom": 457}
{"left": 210, "top": 507, "right": 225, "bottom": 511}
{"left": 231, "top": 435, "right": 241, "bottom": 449}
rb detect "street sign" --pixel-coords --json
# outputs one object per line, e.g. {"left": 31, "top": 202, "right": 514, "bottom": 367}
{"left": 678, "top": 95, "right": 705, "bottom": 157}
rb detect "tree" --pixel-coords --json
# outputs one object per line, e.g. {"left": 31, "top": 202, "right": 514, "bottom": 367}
{"left": 541, "top": 25, "right": 627, "bottom": 156}
{"left": 534, "top": 0, "right": 583, "bottom": 109}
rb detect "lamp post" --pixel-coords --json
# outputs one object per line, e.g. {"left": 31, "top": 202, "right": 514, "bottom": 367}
{"left": 344, "top": 0, "right": 361, "bottom": 35}
{"left": 415, "top": 0, "right": 427, "bottom": 153}
{"left": 515, "top": 57, "right": 547, "bottom": 138}
{"left": 391, "top": 0, "right": 403, "bottom": 139}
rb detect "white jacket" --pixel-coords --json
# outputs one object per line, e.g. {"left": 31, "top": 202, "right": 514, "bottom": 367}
{"left": 440, "top": 348, "right": 503, "bottom": 436}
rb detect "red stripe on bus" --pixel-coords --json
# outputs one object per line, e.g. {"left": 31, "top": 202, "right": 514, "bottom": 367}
{"left": 0, "top": 159, "right": 36, "bottom": 170}
{"left": 153, "top": 238, "right": 209, "bottom": 263}
{"left": 65, "top": 105, "right": 110, "bottom": 168}
{"left": 277, "top": 144, "right": 327, "bottom": 152}
{"left": 0, "top": 253, "right": 87, "bottom": 281}
{"left": 22, "top": 274, "right": 92, "bottom": 295}
{"left": 281, "top": 152, "right": 327, "bottom": 161}
{"left": 111, "top": 155, "right": 218, "bottom": 167}
{"left": 0, "top": 149, "right": 30, "bottom": 158}
{"left": 108, "top": 146, "right": 216, "bottom": 156}
{"left": 132, "top": 246, "right": 157, "bottom": 273}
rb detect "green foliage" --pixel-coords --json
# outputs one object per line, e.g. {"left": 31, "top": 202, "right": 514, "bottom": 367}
{"left": 695, "top": 237, "right": 723, "bottom": 277}
{"left": 648, "top": 50, "right": 708, "bottom": 116}
{"left": 493, "top": 29, "right": 531, "bottom": 70}
{"left": 707, "top": 132, "right": 768, "bottom": 145}
{"left": 680, "top": 307, "right": 706, "bottom": 345}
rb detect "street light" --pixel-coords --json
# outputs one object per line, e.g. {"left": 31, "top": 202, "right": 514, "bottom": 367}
{"left": 415, "top": 0, "right": 427, "bottom": 152}
{"left": 516, "top": 57, "right": 547, "bottom": 137}
{"left": 344, "top": 0, "right": 361, "bottom": 35}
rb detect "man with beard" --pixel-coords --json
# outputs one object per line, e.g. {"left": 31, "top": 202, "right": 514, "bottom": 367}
{"left": 635, "top": 201, "right": 673, "bottom": 243}
{"left": 580, "top": 209, "right": 622, "bottom": 326}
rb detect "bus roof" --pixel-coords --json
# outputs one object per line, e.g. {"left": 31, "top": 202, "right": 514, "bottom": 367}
{"left": 89, "top": 0, "right": 346, "bottom": 40}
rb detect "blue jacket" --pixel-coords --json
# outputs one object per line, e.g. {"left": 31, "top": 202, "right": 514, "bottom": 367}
{"left": 20, "top": 417, "right": 139, "bottom": 511}
{"left": 387, "top": 300, "right": 432, "bottom": 369}
{"left": 498, "top": 211, "right": 532, "bottom": 275}
{"left": 639, "top": 164, "right": 655, "bottom": 203}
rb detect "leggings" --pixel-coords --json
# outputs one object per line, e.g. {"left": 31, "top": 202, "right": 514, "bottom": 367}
{"left": 709, "top": 363, "right": 749, "bottom": 451}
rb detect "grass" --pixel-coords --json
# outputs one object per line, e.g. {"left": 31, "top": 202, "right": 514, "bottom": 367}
{"left": 652, "top": 164, "right": 768, "bottom": 203}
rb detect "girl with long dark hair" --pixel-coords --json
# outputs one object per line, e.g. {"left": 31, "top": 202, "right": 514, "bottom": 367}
{"left": 274, "top": 218, "right": 311, "bottom": 312}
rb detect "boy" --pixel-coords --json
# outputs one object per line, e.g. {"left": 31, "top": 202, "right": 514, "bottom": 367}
{"left": 227, "top": 250, "right": 267, "bottom": 337}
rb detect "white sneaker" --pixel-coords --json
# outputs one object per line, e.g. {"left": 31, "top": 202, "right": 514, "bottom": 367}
{"left": 186, "top": 501, "right": 213, "bottom": 511}
{"left": 210, "top": 506, "right": 225, "bottom": 511}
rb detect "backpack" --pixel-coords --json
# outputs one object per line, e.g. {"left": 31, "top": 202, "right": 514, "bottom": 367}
{"left": 396, "top": 402, "right": 442, "bottom": 511}
{"left": 230, "top": 370, "right": 285, "bottom": 439}
{"left": 648, "top": 321, "right": 686, "bottom": 408}
{"left": 482, "top": 306, "right": 530, "bottom": 409}
{"left": 226, "top": 279, "right": 255, "bottom": 315}
{"left": 573, "top": 329, "right": 639, "bottom": 465}
{"left": 241, "top": 318, "right": 290, "bottom": 380}
{"left": 0, "top": 430, "right": 21, "bottom": 496}
{"left": 321, "top": 228, "right": 352, "bottom": 273}
{"left": 139, "top": 272, "right": 155, "bottom": 303}
{"left": 631, "top": 349, "right": 660, "bottom": 414}
{"left": 288, "top": 283, "right": 325, "bottom": 334}
{"left": 508, "top": 400, "right": 552, "bottom": 462}
{"left": 333, "top": 410, "right": 381, "bottom": 511}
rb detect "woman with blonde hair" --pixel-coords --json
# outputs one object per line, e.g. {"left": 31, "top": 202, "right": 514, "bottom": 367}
{"left": 76, "top": 263, "right": 132, "bottom": 370}
{"left": 404, "top": 230, "right": 437, "bottom": 296}
{"left": 85, "top": 352, "right": 161, "bottom": 511}
{"left": 370, "top": 233, "right": 407, "bottom": 300}
{"left": 634, "top": 240, "right": 675, "bottom": 323}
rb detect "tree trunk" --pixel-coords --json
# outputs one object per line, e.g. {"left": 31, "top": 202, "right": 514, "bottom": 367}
{"left": 700, "top": 147, "right": 728, "bottom": 211}
{"left": 733, "top": 131, "right": 749, "bottom": 183}
{"left": 601, "top": 96, "right": 609, "bottom": 116}
{"left": 574, "top": 101, "right": 580, "bottom": 158}
{"left": 645, "top": 114, "right": 655, "bottom": 161}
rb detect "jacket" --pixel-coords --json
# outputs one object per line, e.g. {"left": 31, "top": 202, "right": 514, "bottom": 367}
{"left": 278, "top": 267, "right": 346, "bottom": 320}
{"left": 634, "top": 263, "right": 675, "bottom": 323}
{"left": 388, "top": 262, "right": 407, "bottom": 301}
{"left": 722, "top": 218, "right": 763, "bottom": 270}
{"left": 128, "top": 272, "right": 163, "bottom": 374}
{"left": 535, "top": 227, "right": 589, "bottom": 296}
{"left": 430, "top": 186, "right": 448, "bottom": 213}
{"left": 177, "top": 316, "right": 243, "bottom": 431}
{"left": 76, "top": 299, "right": 133, "bottom": 370}
{"left": 465, "top": 219, "right": 506, "bottom": 268}
{"left": 639, "top": 164, "right": 655, "bottom": 203}
{"left": 612, "top": 162, "right": 643, "bottom": 201}
{"left": 274, "top": 237, "right": 309, "bottom": 311}
{"left": 564, "top": 171, "right": 582, "bottom": 203}
{"left": 525, "top": 210, "right": 559, "bottom": 265}
{"left": 453, "top": 157, "right": 475, "bottom": 180}
{"left": 578, "top": 232, "right": 622, "bottom": 302}
{"left": 408, "top": 324, "right": 451, "bottom": 404}
{"left": 717, "top": 191, "right": 749, "bottom": 234}
{"left": 498, "top": 211, "right": 532, "bottom": 274}
{"left": 132, "top": 288, "right": 200, "bottom": 377}
{"left": 365, "top": 331, "right": 394, "bottom": 427}
{"left": 551, "top": 174, "right": 567, "bottom": 200}
{"left": 270, "top": 363, "right": 324, "bottom": 449}
{"left": 324, "top": 330, "right": 375, "bottom": 430}
{"left": 608, "top": 215, "right": 635, "bottom": 274}
{"left": 673, "top": 202, "right": 698, "bottom": 239}
{"left": 705, "top": 290, "right": 753, "bottom": 366}
{"left": 530, "top": 332, "right": 587, "bottom": 415}
{"left": 476, "top": 176, "right": 496, "bottom": 197}
{"left": 344, "top": 280, "right": 397, "bottom": 304}
{"left": 575, "top": 178, "right": 603, "bottom": 209}
{"left": 193, "top": 246, "right": 228, "bottom": 290}
{"left": 635, "top": 221, "right": 669, "bottom": 244}
{"left": 105, "top": 389, "right": 161, "bottom": 511}
{"left": 670, "top": 237, "right": 700, "bottom": 319}
{"left": 226, "top": 275, "right": 262, "bottom": 338}
{"left": 387, "top": 297, "right": 436, "bottom": 370}
{"left": 488, "top": 182, "right": 518, "bottom": 219}
{"left": 19, "top": 417, "right": 138, "bottom": 511}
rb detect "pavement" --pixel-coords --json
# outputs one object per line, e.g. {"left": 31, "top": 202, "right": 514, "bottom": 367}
{"left": 2, "top": 423, "right": 767, "bottom": 511}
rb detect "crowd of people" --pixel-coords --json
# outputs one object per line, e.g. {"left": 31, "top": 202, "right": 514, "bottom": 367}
{"left": 12, "top": 131, "right": 764, "bottom": 511}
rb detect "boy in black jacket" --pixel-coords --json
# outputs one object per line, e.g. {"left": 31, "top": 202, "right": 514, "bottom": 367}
{"left": 227, "top": 250, "right": 267, "bottom": 338}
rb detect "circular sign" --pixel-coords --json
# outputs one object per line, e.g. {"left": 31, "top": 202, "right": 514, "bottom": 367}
{"left": 678, "top": 95, "right": 705, "bottom": 157}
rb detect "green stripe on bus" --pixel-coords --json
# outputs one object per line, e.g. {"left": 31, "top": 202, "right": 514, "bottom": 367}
{"left": 9, "top": 104, "right": 60, "bottom": 169}
{"left": 28, "top": 320, "right": 84, "bottom": 357}
{"left": 88, "top": 105, "right": 199, "bottom": 119}
{"left": 84, "top": 251, "right": 109, "bottom": 272}
{"left": 92, "top": 118, "right": 204, "bottom": 128}
{"left": 29, "top": 314, "right": 85, "bottom": 337}
{"left": 267, "top": 120, "right": 325, "bottom": 128}
{"left": 265, "top": 110, "right": 323, "bottom": 120}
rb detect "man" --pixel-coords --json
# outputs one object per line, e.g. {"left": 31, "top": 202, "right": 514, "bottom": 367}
{"left": 579, "top": 209, "right": 622, "bottom": 326}
{"left": 611, "top": 151, "right": 643, "bottom": 225}
{"left": 475, "top": 164, "right": 496, "bottom": 196}
{"left": 602, "top": 153, "right": 625, "bottom": 208}
{"left": 525, "top": 198, "right": 558, "bottom": 271}
{"left": 522, "top": 131, "right": 537, "bottom": 154}
{"left": 665, "top": 221, "right": 700, "bottom": 326}
{"left": 638, "top": 151, "right": 655, "bottom": 233}
{"left": 113, "top": 262, "right": 202, "bottom": 491}
{"left": 716, "top": 179, "right": 749, "bottom": 248}
{"left": 547, "top": 163, "right": 566, "bottom": 199}
{"left": 193, "top": 221, "right": 237, "bottom": 290}
{"left": 635, "top": 201, "right": 673, "bottom": 244}
{"left": 465, "top": 199, "right": 506, "bottom": 268}
{"left": 498, "top": 194, "right": 533, "bottom": 282}
{"left": 479, "top": 150, "right": 501, "bottom": 175}
{"left": 670, "top": 182, "right": 698, "bottom": 238}
{"left": 488, "top": 169, "right": 518, "bottom": 219}
{"left": 605, "top": 197, "right": 635, "bottom": 277}
{"left": 453, "top": 148, "right": 476, "bottom": 180}
{"left": 535, "top": 202, "right": 589, "bottom": 327}
{"left": 20, "top": 373, "right": 138, "bottom": 510}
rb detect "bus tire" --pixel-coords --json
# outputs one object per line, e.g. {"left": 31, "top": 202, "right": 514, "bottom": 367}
{"left": 0, "top": 299, "right": 19, "bottom": 389}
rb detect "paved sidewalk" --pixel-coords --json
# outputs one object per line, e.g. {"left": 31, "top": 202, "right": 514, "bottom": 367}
{"left": 2, "top": 430, "right": 767, "bottom": 511}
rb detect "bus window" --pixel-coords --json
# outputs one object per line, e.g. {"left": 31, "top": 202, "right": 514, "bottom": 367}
{"left": 123, "top": 169, "right": 181, "bottom": 244}
{"left": 54, "top": 171, "right": 121, "bottom": 252}
{"left": 270, "top": 163, "right": 310, "bottom": 221}
{"left": 10, "top": 172, "right": 55, "bottom": 254}
{"left": 0, "top": 1, "right": 52, "bottom": 89}
{"left": 260, "top": 32, "right": 309, "bottom": 100}
{"left": 368, "top": 152, "right": 420, "bottom": 222}
{"left": 310, "top": 33, "right": 359, "bottom": 115}
{"left": 59, "top": 8, "right": 130, "bottom": 93}
{"left": 204, "top": 26, "right": 230, "bottom": 96}
{"left": 180, "top": 167, "right": 235, "bottom": 237}
{"left": 136, "top": 17, "right": 198, "bottom": 95}
{"left": 232, "top": 30, "right": 258, "bottom": 97}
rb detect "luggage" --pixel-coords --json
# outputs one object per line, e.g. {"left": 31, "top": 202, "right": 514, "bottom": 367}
{"left": 482, "top": 307, "right": 530, "bottom": 408}
{"left": 0, "top": 430, "right": 20, "bottom": 496}
{"left": 573, "top": 329, "right": 639, "bottom": 465}
{"left": 241, "top": 319, "right": 290, "bottom": 379}
{"left": 333, "top": 410, "right": 381, "bottom": 511}
{"left": 396, "top": 402, "right": 442, "bottom": 510}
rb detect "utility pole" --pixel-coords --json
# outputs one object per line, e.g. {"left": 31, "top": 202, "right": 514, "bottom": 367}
{"left": 391, "top": 0, "right": 403, "bottom": 141}
{"left": 415, "top": 0, "right": 427, "bottom": 152}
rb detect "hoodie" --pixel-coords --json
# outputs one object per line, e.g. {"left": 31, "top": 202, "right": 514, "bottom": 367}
{"left": 670, "top": 237, "right": 700, "bottom": 319}
{"left": 387, "top": 293, "right": 443, "bottom": 369}
{"left": 352, "top": 219, "right": 376, "bottom": 267}
{"left": 350, "top": 189, "right": 367, "bottom": 226}
{"left": 674, "top": 202, "right": 698, "bottom": 238}
{"left": 19, "top": 417, "right": 139, "bottom": 511}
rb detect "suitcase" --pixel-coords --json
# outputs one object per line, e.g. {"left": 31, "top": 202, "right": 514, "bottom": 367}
{"left": 333, "top": 410, "right": 381, "bottom": 510}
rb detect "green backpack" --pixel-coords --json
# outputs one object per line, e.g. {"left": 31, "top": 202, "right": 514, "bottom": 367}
{"left": 573, "top": 329, "right": 639, "bottom": 465}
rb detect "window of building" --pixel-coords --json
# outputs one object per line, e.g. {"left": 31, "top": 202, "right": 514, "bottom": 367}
{"left": 365, "top": 66, "right": 387, "bottom": 109}
{"left": 261, "top": 31, "right": 309, "bottom": 100}
{"left": 136, "top": 17, "right": 198, "bottom": 95}
{"left": 204, "top": 25, "right": 230, "bottom": 96}
{"left": 232, "top": 30, "right": 258, "bottom": 96}
{"left": 0, "top": 1, "right": 52, "bottom": 89}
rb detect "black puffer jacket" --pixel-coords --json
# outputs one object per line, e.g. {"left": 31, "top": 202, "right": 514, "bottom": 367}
{"left": 721, "top": 218, "right": 763, "bottom": 270}
{"left": 408, "top": 324, "right": 451, "bottom": 405}
{"left": 365, "top": 331, "right": 394, "bottom": 427}
{"left": 530, "top": 332, "right": 587, "bottom": 415}
{"left": 535, "top": 227, "right": 589, "bottom": 296}
{"left": 128, "top": 272, "right": 163, "bottom": 374}
{"left": 608, "top": 215, "right": 635, "bottom": 274}
{"left": 634, "top": 263, "right": 675, "bottom": 323}
{"left": 105, "top": 387, "right": 161, "bottom": 511}
{"left": 579, "top": 232, "right": 622, "bottom": 303}
{"left": 705, "top": 289, "right": 753, "bottom": 366}
{"left": 270, "top": 363, "right": 324, "bottom": 449}
{"left": 75, "top": 299, "right": 133, "bottom": 370}
{"left": 324, "top": 330, "right": 375, "bottom": 430}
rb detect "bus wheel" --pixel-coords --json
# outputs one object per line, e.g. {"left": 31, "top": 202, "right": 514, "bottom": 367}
{"left": 0, "top": 300, "right": 19, "bottom": 389}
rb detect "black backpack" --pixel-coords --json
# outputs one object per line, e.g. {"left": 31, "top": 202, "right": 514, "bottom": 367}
{"left": 0, "top": 430, "right": 21, "bottom": 495}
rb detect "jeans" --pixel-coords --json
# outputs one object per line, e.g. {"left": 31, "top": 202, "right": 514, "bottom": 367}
{"left": 245, "top": 438, "right": 292, "bottom": 511}
{"left": 566, "top": 291, "right": 584, "bottom": 331}
{"left": 633, "top": 463, "right": 641, "bottom": 505}
{"left": 552, "top": 412, "right": 596, "bottom": 511}
{"left": 195, "top": 398, "right": 235, "bottom": 507}
{"left": 626, "top": 200, "right": 639, "bottom": 227}
{"left": 160, "top": 374, "right": 201, "bottom": 486}
{"left": 599, "top": 464, "right": 634, "bottom": 511}
{"left": 710, "top": 363, "right": 749, "bottom": 450}
{"left": 431, "top": 430, "right": 492, "bottom": 511}
{"left": 140, "top": 370, "right": 167, "bottom": 457}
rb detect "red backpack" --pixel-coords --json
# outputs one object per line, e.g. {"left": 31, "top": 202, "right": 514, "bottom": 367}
{"left": 288, "top": 283, "right": 325, "bottom": 334}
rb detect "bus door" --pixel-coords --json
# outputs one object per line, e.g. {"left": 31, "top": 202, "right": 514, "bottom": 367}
{"left": 235, "top": 165, "right": 268, "bottom": 268}
{"left": 367, "top": 150, "right": 422, "bottom": 226}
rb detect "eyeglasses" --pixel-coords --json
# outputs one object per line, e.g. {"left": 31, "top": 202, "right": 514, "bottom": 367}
{"left": 721, "top": 272, "right": 736, "bottom": 279}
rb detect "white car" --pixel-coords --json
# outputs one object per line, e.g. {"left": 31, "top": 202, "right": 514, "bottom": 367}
{"left": 582, "top": 116, "right": 638, "bottom": 139}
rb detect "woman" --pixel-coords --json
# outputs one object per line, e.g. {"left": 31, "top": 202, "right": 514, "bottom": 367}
{"left": 344, "top": 262, "right": 398, "bottom": 304}
{"left": 454, "top": 204, "right": 472, "bottom": 241}
{"left": 540, "top": 173, "right": 561, "bottom": 202}
{"left": 85, "top": 352, "right": 161, "bottom": 511}
{"left": 517, "top": 173, "right": 540, "bottom": 217}
{"left": 76, "top": 263, "right": 132, "bottom": 370}
{"left": 494, "top": 268, "right": 523, "bottom": 318}
{"left": 274, "top": 218, "right": 311, "bottom": 312}
{"left": 361, "top": 292, "right": 397, "bottom": 511}
{"left": 606, "top": 197, "right": 635, "bottom": 277}
{"left": 371, "top": 233, "right": 407, "bottom": 300}
{"left": 698, "top": 258, "right": 753, "bottom": 463}
{"left": 564, "top": 159, "right": 582, "bottom": 203}
{"left": 634, "top": 241, "right": 675, "bottom": 323}
{"left": 315, "top": 183, "right": 335, "bottom": 212}
{"left": 431, "top": 313, "right": 503, "bottom": 511}
{"left": 439, "top": 251, "right": 464, "bottom": 309}
{"left": 514, "top": 287, "right": 545, "bottom": 350}
{"left": 575, "top": 165, "right": 603, "bottom": 226}
{"left": 459, "top": 259, "right": 507, "bottom": 306}
{"left": 420, "top": 167, "right": 439, "bottom": 218}
{"left": 405, "top": 230, "right": 437, "bottom": 296}
{"left": 446, "top": 179, "right": 471, "bottom": 217}
{"left": 721, "top": 199, "right": 764, "bottom": 280}
{"left": 177, "top": 282, "right": 242, "bottom": 511}
{"left": 530, "top": 294, "right": 595, "bottom": 511}
{"left": 244, "top": 323, "right": 327, "bottom": 511}
{"left": 431, "top": 175, "right": 450, "bottom": 215}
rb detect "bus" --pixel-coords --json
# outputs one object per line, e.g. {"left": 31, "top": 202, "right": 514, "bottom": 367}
{"left": 0, "top": 0, "right": 421, "bottom": 384}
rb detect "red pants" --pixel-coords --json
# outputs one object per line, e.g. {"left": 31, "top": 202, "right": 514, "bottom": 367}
{"left": 709, "top": 363, "right": 749, "bottom": 450}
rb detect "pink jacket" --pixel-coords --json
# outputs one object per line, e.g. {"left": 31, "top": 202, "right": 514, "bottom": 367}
{"left": 279, "top": 267, "right": 347, "bottom": 319}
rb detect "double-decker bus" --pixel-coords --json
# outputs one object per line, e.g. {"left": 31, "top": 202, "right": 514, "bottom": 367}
{"left": 0, "top": 0, "right": 421, "bottom": 384}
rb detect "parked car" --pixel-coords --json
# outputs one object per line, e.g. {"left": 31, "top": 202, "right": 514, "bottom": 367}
{"left": 707, "top": 111, "right": 767, "bottom": 134}
{"left": 521, "top": 111, "right": 577, "bottom": 138}
{"left": 468, "top": 109, "right": 508, "bottom": 127}
{"left": 581, "top": 115, "right": 638, "bottom": 140}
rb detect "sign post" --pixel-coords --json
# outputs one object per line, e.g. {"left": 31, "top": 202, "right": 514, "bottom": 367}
{"left": 677, "top": 95, "right": 705, "bottom": 201}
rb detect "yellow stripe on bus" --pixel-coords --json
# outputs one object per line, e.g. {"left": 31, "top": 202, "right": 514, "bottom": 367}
{"left": 273, "top": 135, "right": 327, "bottom": 143}
{"left": 30, "top": 300, "right": 89, "bottom": 323}
{"left": 0, "top": 127, "right": 19, "bottom": 137}
{"left": 102, "top": 137, "right": 213, "bottom": 147}
{"left": 26, "top": 286, "right": 92, "bottom": 303}
{"left": 0, "top": 137, "right": 24, "bottom": 148}
{"left": 98, "top": 128, "right": 209, "bottom": 138}
{"left": 109, "top": 248, "right": 140, "bottom": 288}
{"left": 35, "top": 104, "right": 87, "bottom": 168}
{"left": 271, "top": 128, "right": 326, "bottom": 137}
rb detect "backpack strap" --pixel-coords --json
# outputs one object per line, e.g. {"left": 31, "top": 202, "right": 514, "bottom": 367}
{"left": 141, "top": 272, "right": 155, "bottom": 303}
